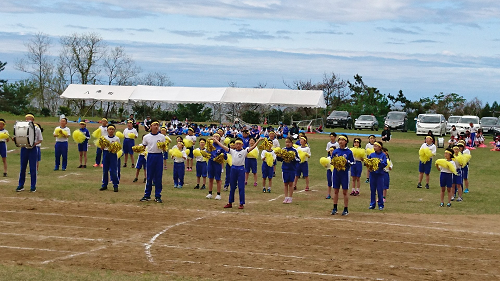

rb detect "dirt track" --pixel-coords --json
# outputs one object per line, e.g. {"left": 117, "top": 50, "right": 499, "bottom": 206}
{"left": 0, "top": 196, "right": 499, "bottom": 281}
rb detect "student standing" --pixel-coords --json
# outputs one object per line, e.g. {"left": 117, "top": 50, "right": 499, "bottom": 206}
{"left": 122, "top": 119, "right": 138, "bottom": 168}
{"left": 417, "top": 136, "right": 437, "bottom": 189}
{"left": 244, "top": 138, "right": 259, "bottom": 187}
{"left": 77, "top": 121, "right": 90, "bottom": 168}
{"left": 365, "top": 135, "right": 376, "bottom": 183}
{"left": 349, "top": 138, "right": 364, "bottom": 196}
{"left": 140, "top": 121, "right": 166, "bottom": 203}
{"left": 325, "top": 132, "right": 339, "bottom": 199}
{"left": 330, "top": 135, "right": 354, "bottom": 216}
{"left": 185, "top": 128, "right": 197, "bottom": 171}
{"left": 172, "top": 141, "right": 187, "bottom": 188}
{"left": 53, "top": 117, "right": 70, "bottom": 171}
{"left": 293, "top": 136, "right": 311, "bottom": 191}
{"left": 0, "top": 119, "right": 9, "bottom": 177}
{"left": 94, "top": 118, "right": 108, "bottom": 167}
{"left": 278, "top": 137, "right": 300, "bottom": 204}
{"left": 458, "top": 141, "right": 471, "bottom": 193}
{"left": 368, "top": 141, "right": 388, "bottom": 210}
{"left": 194, "top": 138, "right": 208, "bottom": 190}
{"left": 16, "top": 114, "right": 43, "bottom": 192}
{"left": 261, "top": 144, "right": 276, "bottom": 193}
{"left": 99, "top": 124, "right": 120, "bottom": 192}
{"left": 206, "top": 133, "right": 224, "bottom": 200}
{"left": 436, "top": 148, "right": 457, "bottom": 207}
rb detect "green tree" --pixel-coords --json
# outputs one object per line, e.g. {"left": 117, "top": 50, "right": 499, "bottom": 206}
{"left": 491, "top": 101, "right": 500, "bottom": 116}
{"left": 241, "top": 110, "right": 261, "bottom": 124}
{"left": 175, "top": 104, "right": 212, "bottom": 122}
{"left": 480, "top": 102, "right": 491, "bottom": 117}
{"left": 346, "top": 74, "right": 390, "bottom": 118}
{"left": 0, "top": 80, "right": 34, "bottom": 115}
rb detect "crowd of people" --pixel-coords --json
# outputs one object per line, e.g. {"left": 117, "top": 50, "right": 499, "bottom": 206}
{"left": 0, "top": 113, "right": 477, "bottom": 214}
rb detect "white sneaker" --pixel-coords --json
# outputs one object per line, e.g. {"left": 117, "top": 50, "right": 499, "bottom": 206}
{"left": 215, "top": 194, "right": 221, "bottom": 200}
{"left": 283, "top": 197, "right": 288, "bottom": 204}
{"left": 206, "top": 193, "right": 213, "bottom": 199}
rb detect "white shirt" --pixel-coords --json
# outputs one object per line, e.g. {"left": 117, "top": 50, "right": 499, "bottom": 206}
{"left": 229, "top": 148, "right": 250, "bottom": 166}
{"left": 384, "top": 159, "right": 393, "bottom": 172}
{"left": 123, "top": 128, "right": 138, "bottom": 139}
{"left": 260, "top": 150, "right": 276, "bottom": 161}
{"left": 0, "top": 129, "right": 8, "bottom": 142}
{"left": 420, "top": 143, "right": 437, "bottom": 156}
{"left": 296, "top": 146, "right": 311, "bottom": 162}
{"left": 195, "top": 148, "right": 208, "bottom": 162}
{"left": 271, "top": 138, "right": 280, "bottom": 148}
{"left": 365, "top": 143, "right": 374, "bottom": 150}
{"left": 54, "top": 126, "right": 70, "bottom": 142}
{"left": 99, "top": 126, "right": 108, "bottom": 137}
{"left": 142, "top": 133, "right": 166, "bottom": 154}
{"left": 103, "top": 135, "right": 120, "bottom": 151}
{"left": 35, "top": 125, "right": 43, "bottom": 148}
{"left": 326, "top": 141, "right": 339, "bottom": 152}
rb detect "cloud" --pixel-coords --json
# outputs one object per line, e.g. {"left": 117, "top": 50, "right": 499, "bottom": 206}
{"left": 208, "top": 28, "right": 289, "bottom": 43}
{"left": 65, "top": 25, "right": 89, "bottom": 30}
{"left": 306, "top": 30, "right": 344, "bottom": 35}
{"left": 376, "top": 27, "right": 419, "bottom": 35}
{"left": 9, "top": 23, "right": 36, "bottom": 30}
{"left": 410, "top": 39, "right": 439, "bottom": 43}
{"left": 169, "top": 30, "right": 206, "bottom": 37}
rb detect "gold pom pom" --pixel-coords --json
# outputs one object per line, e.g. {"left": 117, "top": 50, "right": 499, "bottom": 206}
{"left": 98, "top": 136, "right": 110, "bottom": 148}
{"left": 419, "top": 147, "right": 433, "bottom": 163}
{"left": 156, "top": 142, "right": 168, "bottom": 151}
{"left": 109, "top": 142, "right": 122, "bottom": 154}
{"left": 206, "top": 140, "right": 216, "bottom": 152}
{"left": 258, "top": 139, "right": 273, "bottom": 151}
{"left": 214, "top": 153, "right": 225, "bottom": 164}
{"left": 132, "top": 145, "right": 145, "bottom": 153}
{"left": 200, "top": 150, "right": 211, "bottom": 159}
{"left": 92, "top": 128, "right": 101, "bottom": 139}
{"left": 72, "top": 130, "right": 86, "bottom": 144}
{"left": 331, "top": 156, "right": 347, "bottom": 171}
{"left": 363, "top": 158, "right": 381, "bottom": 171}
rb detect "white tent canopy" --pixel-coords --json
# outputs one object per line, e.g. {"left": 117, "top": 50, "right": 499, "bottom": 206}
{"left": 60, "top": 84, "right": 326, "bottom": 108}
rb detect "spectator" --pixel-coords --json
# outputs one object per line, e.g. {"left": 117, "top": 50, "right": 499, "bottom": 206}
{"left": 381, "top": 125, "right": 391, "bottom": 142}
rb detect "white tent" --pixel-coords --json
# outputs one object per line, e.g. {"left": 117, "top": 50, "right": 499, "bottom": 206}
{"left": 60, "top": 84, "right": 326, "bottom": 108}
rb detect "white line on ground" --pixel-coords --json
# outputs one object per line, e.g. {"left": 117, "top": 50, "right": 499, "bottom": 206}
{"left": 0, "top": 210, "right": 149, "bottom": 223}
{"left": 41, "top": 245, "right": 108, "bottom": 264}
{"left": 0, "top": 220, "right": 106, "bottom": 230}
{"left": 0, "top": 245, "right": 74, "bottom": 253}
{"left": 58, "top": 172, "right": 81, "bottom": 178}
{"left": 0, "top": 232, "right": 108, "bottom": 242}
{"left": 145, "top": 216, "right": 205, "bottom": 264}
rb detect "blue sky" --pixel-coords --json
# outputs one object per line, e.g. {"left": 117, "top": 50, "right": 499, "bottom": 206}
{"left": 1, "top": 0, "right": 500, "bottom": 104}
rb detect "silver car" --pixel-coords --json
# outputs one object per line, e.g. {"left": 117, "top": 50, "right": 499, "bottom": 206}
{"left": 354, "top": 115, "right": 379, "bottom": 131}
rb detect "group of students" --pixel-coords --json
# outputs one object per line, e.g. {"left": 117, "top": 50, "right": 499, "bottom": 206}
{"left": 2, "top": 113, "right": 473, "bottom": 214}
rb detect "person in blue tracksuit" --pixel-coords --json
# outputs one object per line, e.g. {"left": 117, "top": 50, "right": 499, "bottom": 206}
{"left": 99, "top": 124, "right": 120, "bottom": 192}
{"left": 205, "top": 133, "right": 225, "bottom": 200}
{"left": 16, "top": 113, "right": 43, "bottom": 192}
{"left": 140, "top": 121, "right": 166, "bottom": 203}
{"left": 278, "top": 136, "right": 300, "bottom": 204}
{"left": 367, "top": 141, "right": 388, "bottom": 210}
{"left": 213, "top": 136, "right": 264, "bottom": 209}
{"left": 53, "top": 117, "right": 70, "bottom": 171}
{"left": 77, "top": 121, "right": 90, "bottom": 168}
{"left": 331, "top": 135, "right": 354, "bottom": 216}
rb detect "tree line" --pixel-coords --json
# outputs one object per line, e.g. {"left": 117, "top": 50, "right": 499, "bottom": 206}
{"left": 1, "top": 32, "right": 499, "bottom": 124}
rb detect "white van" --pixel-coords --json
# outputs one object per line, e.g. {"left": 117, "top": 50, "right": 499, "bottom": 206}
{"left": 455, "top": 115, "right": 480, "bottom": 134}
{"left": 416, "top": 114, "right": 447, "bottom": 136}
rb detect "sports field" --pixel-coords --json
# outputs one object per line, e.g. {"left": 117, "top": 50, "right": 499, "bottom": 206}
{"left": 1, "top": 114, "right": 500, "bottom": 281}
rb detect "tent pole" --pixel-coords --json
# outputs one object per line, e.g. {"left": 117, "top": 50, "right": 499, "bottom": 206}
{"left": 82, "top": 100, "right": 99, "bottom": 119}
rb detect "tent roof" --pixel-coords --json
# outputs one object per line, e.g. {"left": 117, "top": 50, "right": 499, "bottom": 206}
{"left": 60, "top": 84, "right": 326, "bottom": 108}
{"left": 60, "top": 84, "right": 137, "bottom": 102}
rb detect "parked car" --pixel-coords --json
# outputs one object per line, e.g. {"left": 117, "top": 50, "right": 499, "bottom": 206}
{"left": 446, "top": 115, "right": 461, "bottom": 133}
{"left": 384, "top": 111, "right": 408, "bottom": 132}
{"left": 455, "top": 115, "right": 480, "bottom": 134}
{"left": 480, "top": 117, "right": 500, "bottom": 134}
{"left": 326, "top": 111, "right": 353, "bottom": 129}
{"left": 354, "top": 115, "right": 379, "bottom": 130}
{"left": 416, "top": 114, "right": 447, "bottom": 136}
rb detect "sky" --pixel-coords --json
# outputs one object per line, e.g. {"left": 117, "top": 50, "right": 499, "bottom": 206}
{"left": 1, "top": 0, "right": 500, "bottom": 104}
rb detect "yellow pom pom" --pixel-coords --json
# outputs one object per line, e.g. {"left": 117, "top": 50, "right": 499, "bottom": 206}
{"left": 132, "top": 145, "right": 145, "bottom": 153}
{"left": 157, "top": 142, "right": 168, "bottom": 151}
{"left": 265, "top": 152, "right": 274, "bottom": 167}
{"left": 193, "top": 148, "right": 202, "bottom": 158}
{"left": 365, "top": 148, "right": 375, "bottom": 156}
{"left": 115, "top": 132, "right": 124, "bottom": 140}
{"left": 183, "top": 138, "right": 193, "bottom": 148}
{"left": 247, "top": 148, "right": 258, "bottom": 159}
{"left": 331, "top": 156, "right": 347, "bottom": 171}
{"left": 320, "top": 157, "right": 331, "bottom": 168}
{"left": 0, "top": 132, "right": 9, "bottom": 140}
{"left": 72, "top": 130, "right": 86, "bottom": 144}
{"left": 351, "top": 147, "right": 366, "bottom": 160}
{"left": 293, "top": 144, "right": 299, "bottom": 148}
{"left": 93, "top": 139, "right": 99, "bottom": 147}
{"left": 258, "top": 139, "right": 273, "bottom": 151}
{"left": 54, "top": 128, "right": 62, "bottom": 137}
{"left": 165, "top": 135, "right": 171, "bottom": 145}
{"left": 169, "top": 147, "right": 183, "bottom": 158}
{"left": 185, "top": 149, "right": 190, "bottom": 156}
{"left": 227, "top": 154, "right": 233, "bottom": 166}
{"left": 419, "top": 147, "right": 433, "bottom": 163}
{"left": 128, "top": 133, "right": 136, "bottom": 139}
{"left": 224, "top": 137, "right": 231, "bottom": 145}
{"left": 92, "top": 128, "right": 101, "bottom": 139}
{"left": 117, "top": 150, "right": 123, "bottom": 159}
{"left": 297, "top": 149, "right": 308, "bottom": 163}
{"left": 436, "top": 159, "right": 457, "bottom": 175}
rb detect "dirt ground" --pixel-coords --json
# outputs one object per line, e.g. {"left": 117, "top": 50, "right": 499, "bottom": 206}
{"left": 1, "top": 196, "right": 499, "bottom": 281}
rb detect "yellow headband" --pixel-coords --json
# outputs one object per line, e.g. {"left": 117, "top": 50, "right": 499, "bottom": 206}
{"left": 425, "top": 136, "right": 433, "bottom": 140}
{"left": 213, "top": 133, "right": 220, "bottom": 138}
{"left": 127, "top": 120, "right": 133, "bottom": 123}
{"left": 199, "top": 140, "right": 206, "bottom": 144}
{"left": 445, "top": 150, "right": 453, "bottom": 155}
{"left": 300, "top": 136, "right": 307, "bottom": 141}
{"left": 151, "top": 121, "right": 159, "bottom": 125}
{"left": 0, "top": 120, "right": 5, "bottom": 125}
{"left": 374, "top": 141, "right": 383, "bottom": 147}
{"left": 235, "top": 140, "right": 243, "bottom": 145}
{"left": 338, "top": 136, "right": 347, "bottom": 141}
{"left": 107, "top": 124, "right": 116, "bottom": 129}
{"left": 25, "top": 114, "right": 35, "bottom": 119}
{"left": 188, "top": 127, "right": 194, "bottom": 132}
{"left": 269, "top": 131, "right": 275, "bottom": 135}
{"left": 79, "top": 121, "right": 86, "bottom": 125}
{"left": 102, "top": 118, "right": 108, "bottom": 122}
